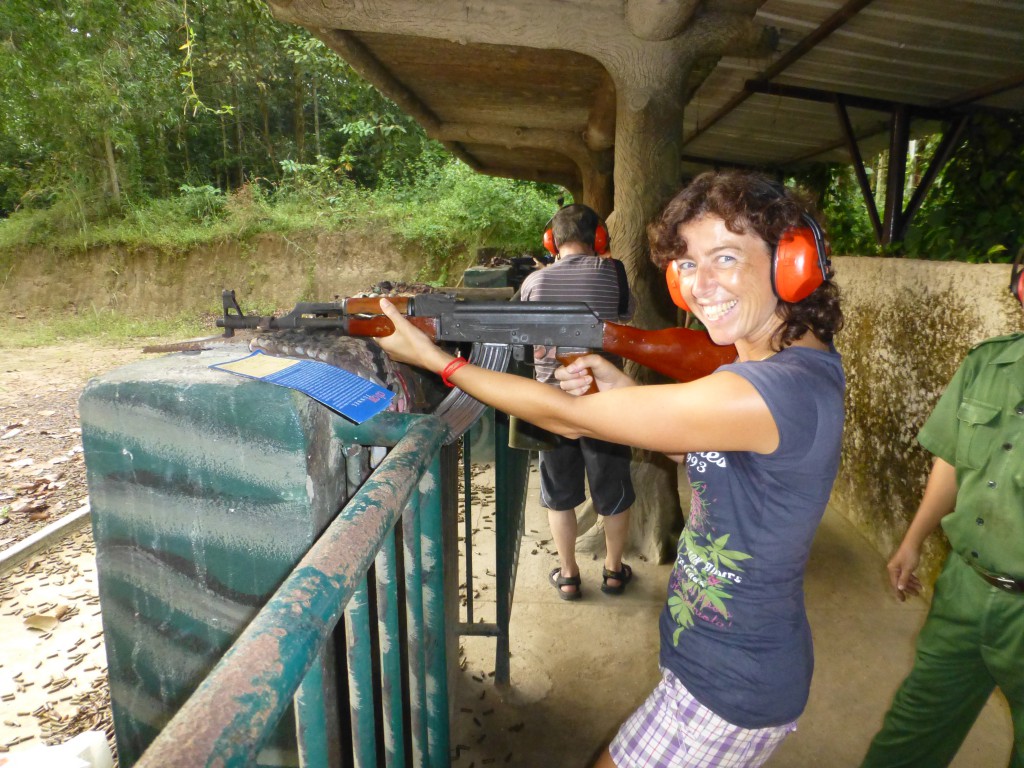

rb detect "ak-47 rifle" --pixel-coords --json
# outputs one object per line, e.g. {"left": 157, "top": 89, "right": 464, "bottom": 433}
{"left": 216, "top": 289, "right": 737, "bottom": 386}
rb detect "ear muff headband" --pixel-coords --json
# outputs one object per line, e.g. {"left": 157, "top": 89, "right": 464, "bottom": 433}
{"left": 663, "top": 212, "right": 831, "bottom": 311}
{"left": 772, "top": 214, "right": 831, "bottom": 303}
{"left": 1011, "top": 247, "right": 1024, "bottom": 306}
{"left": 542, "top": 212, "right": 611, "bottom": 256}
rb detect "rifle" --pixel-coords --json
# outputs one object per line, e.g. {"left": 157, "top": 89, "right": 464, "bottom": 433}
{"left": 217, "top": 289, "right": 737, "bottom": 387}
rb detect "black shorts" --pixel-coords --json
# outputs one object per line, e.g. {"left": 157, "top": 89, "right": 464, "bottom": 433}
{"left": 538, "top": 436, "right": 635, "bottom": 516}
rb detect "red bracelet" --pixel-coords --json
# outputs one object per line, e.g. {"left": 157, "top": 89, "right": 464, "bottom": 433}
{"left": 441, "top": 356, "right": 469, "bottom": 388}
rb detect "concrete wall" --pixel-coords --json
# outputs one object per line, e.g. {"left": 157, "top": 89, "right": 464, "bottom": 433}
{"left": 829, "top": 256, "right": 1021, "bottom": 588}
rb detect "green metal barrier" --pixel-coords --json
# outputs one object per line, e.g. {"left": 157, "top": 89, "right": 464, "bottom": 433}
{"left": 82, "top": 345, "right": 531, "bottom": 765}
{"left": 459, "top": 410, "right": 531, "bottom": 685}
{"left": 130, "top": 417, "right": 446, "bottom": 765}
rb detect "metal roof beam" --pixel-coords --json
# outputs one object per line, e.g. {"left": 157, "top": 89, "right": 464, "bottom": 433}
{"left": 683, "top": 0, "right": 878, "bottom": 144}
{"left": 938, "top": 72, "right": 1024, "bottom": 110}
{"left": 745, "top": 81, "right": 960, "bottom": 121}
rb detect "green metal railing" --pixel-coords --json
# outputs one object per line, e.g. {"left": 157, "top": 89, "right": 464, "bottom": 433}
{"left": 459, "top": 411, "right": 531, "bottom": 684}
{"left": 134, "top": 414, "right": 451, "bottom": 768}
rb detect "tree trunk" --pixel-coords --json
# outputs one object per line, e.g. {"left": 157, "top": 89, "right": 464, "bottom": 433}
{"left": 313, "top": 79, "right": 321, "bottom": 158}
{"left": 258, "top": 93, "right": 279, "bottom": 178}
{"left": 294, "top": 65, "right": 306, "bottom": 161}
{"left": 220, "top": 114, "right": 229, "bottom": 191}
{"left": 233, "top": 81, "right": 245, "bottom": 186}
{"left": 609, "top": 76, "right": 689, "bottom": 564}
{"left": 103, "top": 131, "right": 121, "bottom": 204}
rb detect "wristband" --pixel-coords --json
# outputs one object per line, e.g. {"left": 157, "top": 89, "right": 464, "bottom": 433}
{"left": 441, "top": 356, "right": 469, "bottom": 388}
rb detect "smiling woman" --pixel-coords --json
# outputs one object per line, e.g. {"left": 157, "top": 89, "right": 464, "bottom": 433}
{"left": 652, "top": 171, "right": 843, "bottom": 362}
{"left": 372, "top": 169, "right": 847, "bottom": 768}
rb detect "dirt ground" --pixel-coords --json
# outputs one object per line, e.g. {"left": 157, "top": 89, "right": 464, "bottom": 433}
{"left": 0, "top": 344, "right": 151, "bottom": 545}
{"left": 0, "top": 341, "right": 165, "bottom": 764}
{"left": 0, "top": 344, "right": 156, "bottom": 550}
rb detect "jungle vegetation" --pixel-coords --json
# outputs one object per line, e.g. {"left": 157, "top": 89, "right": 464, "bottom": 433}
{"left": 1, "top": 0, "right": 1022, "bottom": 267}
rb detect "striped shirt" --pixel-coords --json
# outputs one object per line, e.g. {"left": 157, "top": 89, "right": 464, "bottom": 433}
{"left": 518, "top": 253, "right": 635, "bottom": 382}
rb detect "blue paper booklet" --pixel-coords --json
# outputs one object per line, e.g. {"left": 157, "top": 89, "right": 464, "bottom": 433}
{"left": 211, "top": 350, "right": 394, "bottom": 424}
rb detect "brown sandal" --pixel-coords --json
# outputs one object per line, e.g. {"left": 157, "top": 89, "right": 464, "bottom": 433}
{"left": 549, "top": 567, "right": 582, "bottom": 601}
{"left": 601, "top": 563, "right": 633, "bottom": 595}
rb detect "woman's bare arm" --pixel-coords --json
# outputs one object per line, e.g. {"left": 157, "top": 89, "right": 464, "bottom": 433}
{"left": 374, "top": 299, "right": 778, "bottom": 455}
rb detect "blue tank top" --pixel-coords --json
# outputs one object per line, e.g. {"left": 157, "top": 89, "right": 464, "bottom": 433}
{"left": 659, "top": 345, "right": 845, "bottom": 728}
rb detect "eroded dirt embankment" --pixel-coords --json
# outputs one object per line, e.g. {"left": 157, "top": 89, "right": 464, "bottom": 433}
{"left": 0, "top": 230, "right": 425, "bottom": 318}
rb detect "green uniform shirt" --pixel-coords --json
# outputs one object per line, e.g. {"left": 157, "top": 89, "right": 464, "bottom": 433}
{"left": 917, "top": 332, "right": 1024, "bottom": 578}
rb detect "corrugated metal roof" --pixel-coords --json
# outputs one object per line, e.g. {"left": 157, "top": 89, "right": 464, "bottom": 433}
{"left": 681, "top": 0, "right": 1024, "bottom": 177}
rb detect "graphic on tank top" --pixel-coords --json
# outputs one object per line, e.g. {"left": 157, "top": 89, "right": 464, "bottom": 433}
{"left": 667, "top": 454, "right": 752, "bottom": 644}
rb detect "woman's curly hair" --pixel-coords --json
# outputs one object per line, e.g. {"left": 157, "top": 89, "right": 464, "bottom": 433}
{"left": 648, "top": 170, "right": 843, "bottom": 349}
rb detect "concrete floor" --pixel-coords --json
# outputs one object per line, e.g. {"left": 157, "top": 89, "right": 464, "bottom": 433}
{"left": 451, "top": 461, "right": 1013, "bottom": 768}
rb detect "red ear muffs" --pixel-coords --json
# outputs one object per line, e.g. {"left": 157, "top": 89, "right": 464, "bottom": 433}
{"left": 542, "top": 217, "right": 611, "bottom": 256}
{"left": 594, "top": 223, "right": 610, "bottom": 255}
{"left": 543, "top": 227, "right": 557, "bottom": 256}
{"left": 1010, "top": 247, "right": 1024, "bottom": 306}
{"left": 772, "top": 215, "right": 831, "bottom": 303}
{"left": 665, "top": 259, "right": 690, "bottom": 311}
{"left": 664, "top": 214, "right": 830, "bottom": 311}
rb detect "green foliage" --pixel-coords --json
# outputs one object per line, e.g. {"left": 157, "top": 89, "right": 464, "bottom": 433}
{"left": 795, "top": 114, "right": 1024, "bottom": 262}
{"left": 178, "top": 184, "right": 227, "bottom": 222}
{"left": 0, "top": 0, "right": 432, "bottom": 216}
{"left": 0, "top": 156, "right": 561, "bottom": 279}
{"left": 799, "top": 165, "right": 881, "bottom": 257}
{"left": 903, "top": 114, "right": 1024, "bottom": 263}
{"left": 374, "top": 157, "right": 560, "bottom": 280}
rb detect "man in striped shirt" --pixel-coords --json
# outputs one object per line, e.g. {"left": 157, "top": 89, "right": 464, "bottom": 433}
{"left": 519, "top": 203, "right": 637, "bottom": 600}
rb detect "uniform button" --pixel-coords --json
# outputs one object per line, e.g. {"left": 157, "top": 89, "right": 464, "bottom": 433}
{"left": 976, "top": 517, "right": 984, "bottom": 525}
{"left": 987, "top": 480, "right": 997, "bottom": 488}
{"left": 1017, "top": 406, "right": 1024, "bottom": 415}
{"left": 972, "top": 551, "right": 980, "bottom": 558}
{"left": 1004, "top": 443, "right": 1014, "bottom": 451}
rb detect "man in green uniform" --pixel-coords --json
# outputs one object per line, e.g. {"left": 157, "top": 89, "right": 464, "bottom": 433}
{"left": 861, "top": 257, "right": 1024, "bottom": 767}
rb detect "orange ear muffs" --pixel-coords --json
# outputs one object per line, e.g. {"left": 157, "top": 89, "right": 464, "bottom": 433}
{"left": 543, "top": 227, "right": 558, "bottom": 256}
{"left": 542, "top": 212, "right": 610, "bottom": 256}
{"left": 772, "top": 214, "right": 831, "bottom": 303}
{"left": 1011, "top": 247, "right": 1024, "bottom": 306}
{"left": 594, "top": 223, "right": 610, "bottom": 255}
{"left": 665, "top": 260, "right": 690, "bottom": 311}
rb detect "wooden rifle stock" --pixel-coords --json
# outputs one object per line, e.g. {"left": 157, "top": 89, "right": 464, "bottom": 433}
{"left": 601, "top": 322, "right": 737, "bottom": 383}
{"left": 343, "top": 315, "right": 438, "bottom": 338}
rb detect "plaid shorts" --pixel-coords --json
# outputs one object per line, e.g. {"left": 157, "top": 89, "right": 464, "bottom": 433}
{"left": 609, "top": 669, "right": 797, "bottom": 768}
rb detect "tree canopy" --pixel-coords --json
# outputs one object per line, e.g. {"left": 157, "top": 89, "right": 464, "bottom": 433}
{"left": 0, "top": 0, "right": 431, "bottom": 212}
{"left": 0, "top": 0, "right": 1021, "bottom": 264}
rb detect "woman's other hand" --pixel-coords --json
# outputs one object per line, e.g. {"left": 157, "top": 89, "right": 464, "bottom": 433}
{"left": 555, "top": 353, "right": 635, "bottom": 396}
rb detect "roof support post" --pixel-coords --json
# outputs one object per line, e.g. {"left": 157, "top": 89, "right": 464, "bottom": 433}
{"left": 835, "top": 97, "right": 883, "bottom": 243}
{"left": 899, "top": 115, "right": 969, "bottom": 242}
{"left": 882, "top": 104, "right": 910, "bottom": 246}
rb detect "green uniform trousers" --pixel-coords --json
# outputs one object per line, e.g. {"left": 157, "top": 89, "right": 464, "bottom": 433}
{"left": 861, "top": 554, "right": 1024, "bottom": 767}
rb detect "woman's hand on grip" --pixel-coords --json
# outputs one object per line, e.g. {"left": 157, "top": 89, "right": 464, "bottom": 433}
{"left": 554, "top": 353, "right": 634, "bottom": 396}
{"left": 373, "top": 298, "right": 451, "bottom": 373}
